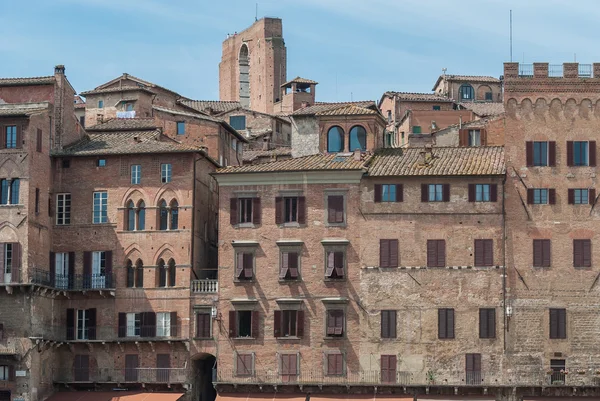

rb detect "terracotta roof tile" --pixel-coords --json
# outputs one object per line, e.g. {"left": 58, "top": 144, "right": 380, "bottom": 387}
{"left": 282, "top": 76, "right": 318, "bottom": 86}
{"left": 316, "top": 104, "right": 379, "bottom": 116}
{"left": 0, "top": 102, "right": 50, "bottom": 116}
{"left": 217, "top": 152, "right": 370, "bottom": 174}
{"left": 86, "top": 118, "right": 157, "bottom": 131}
{"left": 384, "top": 92, "right": 454, "bottom": 102}
{"left": 458, "top": 102, "right": 505, "bottom": 117}
{"left": 445, "top": 75, "right": 500, "bottom": 83}
{"left": 80, "top": 86, "right": 155, "bottom": 96}
{"left": 243, "top": 148, "right": 292, "bottom": 162}
{"left": 292, "top": 101, "right": 377, "bottom": 116}
{"left": 179, "top": 100, "right": 242, "bottom": 114}
{"left": 367, "top": 146, "right": 505, "bottom": 176}
{"left": 52, "top": 130, "right": 202, "bottom": 157}
{"left": 0, "top": 76, "right": 55, "bottom": 86}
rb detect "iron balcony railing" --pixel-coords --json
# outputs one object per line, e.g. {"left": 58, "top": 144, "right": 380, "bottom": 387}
{"left": 30, "top": 324, "right": 189, "bottom": 342}
{"left": 52, "top": 367, "right": 188, "bottom": 384}
{"left": 548, "top": 64, "right": 563, "bottom": 77}
{"left": 579, "top": 64, "right": 593, "bottom": 78}
{"left": 29, "top": 268, "right": 116, "bottom": 290}
{"left": 518, "top": 64, "right": 534, "bottom": 77}
{"left": 191, "top": 279, "right": 218, "bottom": 294}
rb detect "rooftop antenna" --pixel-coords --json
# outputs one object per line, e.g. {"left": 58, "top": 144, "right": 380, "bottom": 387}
{"left": 574, "top": 53, "right": 577, "bottom": 62}
{"left": 509, "top": 10, "right": 513, "bottom": 62}
{"left": 255, "top": 3, "right": 258, "bottom": 21}
{"left": 351, "top": 92, "right": 353, "bottom": 102}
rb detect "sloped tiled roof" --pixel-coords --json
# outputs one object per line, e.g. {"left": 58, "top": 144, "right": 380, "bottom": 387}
{"left": 0, "top": 102, "right": 50, "bottom": 116}
{"left": 243, "top": 148, "right": 292, "bottom": 162}
{"left": 446, "top": 75, "right": 500, "bottom": 83}
{"left": 179, "top": 100, "right": 242, "bottom": 114}
{"left": 0, "top": 76, "right": 55, "bottom": 87}
{"left": 216, "top": 152, "right": 370, "bottom": 174}
{"left": 80, "top": 86, "right": 155, "bottom": 96}
{"left": 52, "top": 130, "right": 202, "bottom": 157}
{"left": 292, "top": 101, "right": 377, "bottom": 116}
{"left": 86, "top": 118, "right": 157, "bottom": 131}
{"left": 458, "top": 102, "right": 505, "bottom": 117}
{"left": 367, "top": 146, "right": 505, "bottom": 176}
{"left": 317, "top": 104, "right": 379, "bottom": 116}
{"left": 384, "top": 92, "right": 454, "bottom": 102}
{"left": 282, "top": 76, "right": 318, "bottom": 86}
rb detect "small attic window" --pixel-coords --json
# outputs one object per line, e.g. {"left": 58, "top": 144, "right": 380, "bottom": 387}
{"left": 97, "top": 159, "right": 106, "bottom": 167}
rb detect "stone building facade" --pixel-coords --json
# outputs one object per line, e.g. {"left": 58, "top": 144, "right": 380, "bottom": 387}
{"left": 432, "top": 74, "right": 503, "bottom": 103}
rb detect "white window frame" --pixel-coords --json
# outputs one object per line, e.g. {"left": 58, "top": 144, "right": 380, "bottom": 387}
{"left": 468, "top": 130, "right": 481, "bottom": 146}
{"left": 475, "top": 184, "right": 491, "bottom": 202}
{"left": 91, "top": 251, "right": 106, "bottom": 288}
{"left": 56, "top": 193, "right": 71, "bottom": 225}
{"left": 126, "top": 312, "right": 141, "bottom": 337}
{"left": 92, "top": 191, "right": 108, "bottom": 224}
{"left": 156, "top": 312, "right": 171, "bottom": 337}
{"left": 77, "top": 309, "right": 89, "bottom": 340}
{"left": 131, "top": 165, "right": 141, "bottom": 185}
{"left": 3, "top": 243, "right": 12, "bottom": 282}
{"left": 55, "top": 252, "right": 69, "bottom": 289}
{"left": 161, "top": 164, "right": 172, "bottom": 183}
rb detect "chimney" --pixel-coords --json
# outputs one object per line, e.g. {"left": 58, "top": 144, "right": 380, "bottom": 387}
{"left": 301, "top": 101, "right": 310, "bottom": 108}
{"left": 97, "top": 113, "right": 104, "bottom": 124}
{"left": 54, "top": 65, "right": 65, "bottom": 75}
{"left": 262, "top": 136, "right": 270, "bottom": 151}
{"left": 353, "top": 148, "right": 362, "bottom": 161}
{"left": 424, "top": 144, "right": 433, "bottom": 163}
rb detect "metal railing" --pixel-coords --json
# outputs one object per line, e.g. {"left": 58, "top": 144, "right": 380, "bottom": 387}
{"left": 52, "top": 367, "right": 188, "bottom": 384}
{"left": 0, "top": 268, "right": 22, "bottom": 284}
{"left": 29, "top": 268, "right": 115, "bottom": 290}
{"left": 579, "top": 64, "right": 593, "bottom": 77}
{"left": 30, "top": 324, "right": 189, "bottom": 342}
{"left": 548, "top": 64, "right": 563, "bottom": 77}
{"left": 191, "top": 279, "right": 218, "bottom": 294}
{"left": 518, "top": 64, "right": 534, "bottom": 77}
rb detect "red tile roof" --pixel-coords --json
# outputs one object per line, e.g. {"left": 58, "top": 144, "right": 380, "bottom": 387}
{"left": 0, "top": 76, "right": 55, "bottom": 86}
{"left": 292, "top": 101, "right": 377, "bottom": 116}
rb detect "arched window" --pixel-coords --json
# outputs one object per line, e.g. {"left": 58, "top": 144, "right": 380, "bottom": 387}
{"left": 327, "top": 126, "right": 344, "bottom": 153}
{"left": 135, "top": 259, "right": 144, "bottom": 288}
{"left": 239, "top": 44, "right": 250, "bottom": 107}
{"left": 159, "top": 200, "right": 168, "bottom": 230}
{"left": 126, "top": 259, "right": 134, "bottom": 288}
{"left": 459, "top": 84, "right": 475, "bottom": 101}
{"left": 126, "top": 201, "right": 135, "bottom": 231}
{"left": 156, "top": 258, "right": 166, "bottom": 287}
{"left": 168, "top": 258, "right": 176, "bottom": 287}
{"left": 349, "top": 126, "right": 367, "bottom": 152}
{"left": 137, "top": 201, "right": 145, "bottom": 231}
{"left": 170, "top": 200, "right": 179, "bottom": 230}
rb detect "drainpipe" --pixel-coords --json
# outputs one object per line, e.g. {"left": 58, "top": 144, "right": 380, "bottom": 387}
{"left": 502, "top": 173, "right": 507, "bottom": 353}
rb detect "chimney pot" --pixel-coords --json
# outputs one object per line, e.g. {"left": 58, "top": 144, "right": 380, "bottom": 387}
{"left": 54, "top": 65, "right": 65, "bottom": 75}
{"left": 353, "top": 148, "right": 362, "bottom": 161}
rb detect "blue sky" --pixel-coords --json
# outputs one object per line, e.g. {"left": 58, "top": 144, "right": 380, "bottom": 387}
{"left": 1, "top": 0, "right": 598, "bottom": 103}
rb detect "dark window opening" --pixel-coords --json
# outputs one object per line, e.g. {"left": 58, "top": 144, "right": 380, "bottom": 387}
{"left": 237, "top": 311, "right": 252, "bottom": 337}
{"left": 239, "top": 198, "right": 253, "bottom": 223}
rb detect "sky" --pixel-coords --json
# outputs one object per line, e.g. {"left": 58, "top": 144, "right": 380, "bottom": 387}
{"left": 1, "top": 0, "right": 599, "bottom": 103}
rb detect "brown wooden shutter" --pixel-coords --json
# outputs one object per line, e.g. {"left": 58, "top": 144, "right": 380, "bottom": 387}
{"left": 396, "top": 184, "right": 403, "bottom": 202}
{"left": 230, "top": 198, "right": 238, "bottom": 225}
{"left": 533, "top": 240, "right": 542, "bottom": 267}
{"left": 542, "top": 240, "right": 551, "bottom": 267}
{"left": 480, "top": 129, "right": 488, "bottom": 146}
{"left": 374, "top": 184, "right": 382, "bottom": 203}
{"left": 289, "top": 252, "right": 299, "bottom": 278}
{"left": 389, "top": 310, "right": 397, "bottom": 338}
{"left": 558, "top": 309, "right": 566, "bottom": 339}
{"left": 490, "top": 184, "right": 498, "bottom": 202}
{"left": 37, "top": 128, "right": 42, "bottom": 152}
{"left": 466, "top": 354, "right": 481, "bottom": 373}
{"left": 170, "top": 311, "right": 178, "bottom": 337}
{"left": 142, "top": 312, "right": 156, "bottom": 337}
{"left": 251, "top": 310, "right": 259, "bottom": 338}
{"left": 380, "top": 239, "right": 390, "bottom": 268}
{"left": 468, "top": 184, "right": 476, "bottom": 202}
{"left": 66, "top": 308, "right": 75, "bottom": 340}
{"left": 389, "top": 239, "right": 398, "bottom": 268}
{"left": 275, "top": 197, "right": 284, "bottom": 224}
{"left": 279, "top": 252, "right": 289, "bottom": 279}
{"left": 437, "top": 240, "right": 446, "bottom": 267}
{"left": 326, "top": 252, "right": 335, "bottom": 277}
{"left": 388, "top": 355, "right": 397, "bottom": 382}
{"left": 228, "top": 311, "right": 236, "bottom": 338}
{"left": 68, "top": 252, "right": 75, "bottom": 288}
{"left": 252, "top": 198, "right": 261, "bottom": 225}
{"left": 527, "top": 188, "right": 534, "bottom": 204}
{"left": 583, "top": 240, "right": 592, "bottom": 267}
{"left": 236, "top": 354, "right": 246, "bottom": 376}
{"left": 235, "top": 252, "right": 244, "bottom": 279}
{"left": 590, "top": 189, "right": 596, "bottom": 205}
{"left": 333, "top": 252, "right": 344, "bottom": 277}
{"left": 474, "top": 240, "right": 483, "bottom": 266}
{"left": 297, "top": 196, "right": 306, "bottom": 224}
{"left": 16, "top": 125, "right": 22, "bottom": 149}
{"left": 49, "top": 252, "right": 56, "bottom": 287}
{"left": 12, "top": 243, "right": 20, "bottom": 282}
{"left": 526, "top": 141, "right": 534, "bottom": 166}
{"left": 421, "top": 184, "right": 428, "bottom": 202}
{"left": 550, "top": 309, "right": 558, "bottom": 338}
{"left": 297, "top": 310, "right": 304, "bottom": 337}
{"left": 335, "top": 354, "right": 343, "bottom": 375}
{"left": 326, "top": 310, "right": 335, "bottom": 335}
{"left": 549, "top": 141, "right": 556, "bottom": 166}
{"left": 243, "top": 253, "right": 253, "bottom": 279}
{"left": 381, "top": 310, "right": 389, "bottom": 338}
{"left": 590, "top": 141, "right": 597, "bottom": 166}
{"left": 8, "top": 365, "right": 15, "bottom": 382}
{"left": 327, "top": 354, "right": 336, "bottom": 375}
{"left": 488, "top": 309, "right": 496, "bottom": 338}
{"left": 427, "top": 240, "right": 436, "bottom": 267}
{"left": 442, "top": 184, "right": 450, "bottom": 202}
{"left": 274, "top": 310, "right": 281, "bottom": 337}
{"left": 438, "top": 309, "right": 446, "bottom": 339}
{"left": 484, "top": 239, "right": 494, "bottom": 266}
{"left": 459, "top": 129, "right": 468, "bottom": 147}
{"left": 548, "top": 189, "right": 556, "bottom": 205}
{"left": 447, "top": 308, "right": 455, "bottom": 338}
{"left": 83, "top": 251, "right": 91, "bottom": 277}
{"left": 567, "top": 141, "right": 574, "bottom": 166}
{"left": 335, "top": 197, "right": 344, "bottom": 223}
{"left": 568, "top": 189, "right": 575, "bottom": 204}
{"left": 118, "top": 312, "right": 127, "bottom": 337}
{"left": 479, "top": 309, "right": 488, "bottom": 338}
{"left": 88, "top": 308, "right": 97, "bottom": 340}
{"left": 574, "top": 240, "right": 583, "bottom": 267}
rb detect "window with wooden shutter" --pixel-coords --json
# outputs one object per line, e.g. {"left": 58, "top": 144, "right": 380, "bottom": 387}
{"left": 380, "top": 354, "right": 397, "bottom": 383}
{"left": 236, "top": 353, "right": 254, "bottom": 376}
{"left": 427, "top": 240, "right": 445, "bottom": 268}
{"left": 533, "top": 239, "right": 551, "bottom": 267}
{"left": 379, "top": 239, "right": 399, "bottom": 268}
{"left": 374, "top": 184, "right": 382, "bottom": 203}
{"left": 327, "top": 195, "right": 344, "bottom": 224}
{"left": 548, "top": 141, "right": 556, "bottom": 166}
{"left": 235, "top": 252, "right": 254, "bottom": 280}
{"left": 326, "top": 309, "right": 344, "bottom": 337}
{"left": 567, "top": 141, "right": 574, "bottom": 166}
{"left": 549, "top": 308, "right": 566, "bottom": 339}
{"left": 438, "top": 308, "right": 455, "bottom": 339}
{"left": 196, "top": 312, "right": 211, "bottom": 338}
{"left": 474, "top": 239, "right": 494, "bottom": 267}
{"left": 326, "top": 353, "right": 344, "bottom": 376}
{"left": 381, "top": 310, "right": 397, "bottom": 339}
{"left": 280, "top": 251, "right": 299, "bottom": 280}
{"left": 573, "top": 239, "right": 592, "bottom": 268}
{"left": 297, "top": 196, "right": 306, "bottom": 224}
{"left": 479, "top": 308, "right": 496, "bottom": 338}
{"left": 230, "top": 197, "right": 238, "bottom": 225}
{"left": 465, "top": 353, "right": 482, "bottom": 385}
{"left": 526, "top": 141, "right": 534, "bottom": 166}
{"left": 325, "top": 250, "right": 345, "bottom": 279}
{"left": 280, "top": 353, "right": 298, "bottom": 382}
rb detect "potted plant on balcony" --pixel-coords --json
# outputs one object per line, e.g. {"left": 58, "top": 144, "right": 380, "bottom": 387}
{"left": 426, "top": 370, "right": 436, "bottom": 385}
{"left": 576, "top": 369, "right": 586, "bottom": 375}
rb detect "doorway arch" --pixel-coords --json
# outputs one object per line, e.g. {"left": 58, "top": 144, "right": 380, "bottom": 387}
{"left": 192, "top": 353, "right": 216, "bottom": 401}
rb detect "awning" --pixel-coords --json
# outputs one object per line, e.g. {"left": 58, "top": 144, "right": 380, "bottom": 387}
{"left": 312, "top": 395, "right": 413, "bottom": 401}
{"left": 44, "top": 391, "right": 184, "bottom": 401}
{"left": 216, "top": 395, "right": 305, "bottom": 401}
{"left": 418, "top": 398, "right": 494, "bottom": 401}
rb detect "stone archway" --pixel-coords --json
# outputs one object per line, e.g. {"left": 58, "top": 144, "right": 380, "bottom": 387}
{"left": 192, "top": 353, "right": 216, "bottom": 401}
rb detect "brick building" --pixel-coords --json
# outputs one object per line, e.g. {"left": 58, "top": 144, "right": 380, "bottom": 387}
{"left": 432, "top": 74, "right": 503, "bottom": 103}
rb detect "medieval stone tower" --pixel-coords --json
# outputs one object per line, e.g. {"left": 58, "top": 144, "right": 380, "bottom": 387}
{"left": 219, "top": 17, "right": 287, "bottom": 114}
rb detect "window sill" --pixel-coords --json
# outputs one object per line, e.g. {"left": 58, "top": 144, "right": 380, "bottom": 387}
{"left": 193, "top": 337, "right": 214, "bottom": 341}
{"left": 324, "top": 336, "right": 345, "bottom": 340}
{"left": 233, "top": 337, "right": 257, "bottom": 340}
{"left": 234, "top": 223, "right": 257, "bottom": 229}
{"left": 118, "top": 229, "right": 186, "bottom": 234}
{"left": 0, "top": 204, "right": 23, "bottom": 207}
{"left": 325, "top": 223, "right": 347, "bottom": 228}
{"left": 276, "top": 336, "right": 301, "bottom": 340}
{"left": 279, "top": 279, "right": 301, "bottom": 283}
{"left": 324, "top": 278, "right": 346, "bottom": 282}
{"left": 278, "top": 222, "right": 303, "bottom": 228}
{"left": 234, "top": 279, "right": 255, "bottom": 284}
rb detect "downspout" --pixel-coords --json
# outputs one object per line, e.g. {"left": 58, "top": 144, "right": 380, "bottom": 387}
{"left": 502, "top": 173, "right": 507, "bottom": 352}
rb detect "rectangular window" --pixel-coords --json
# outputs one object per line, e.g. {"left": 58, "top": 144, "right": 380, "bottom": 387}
{"left": 433, "top": 105, "right": 441, "bottom": 111}
{"left": 176, "top": 121, "right": 185, "bottom": 135}
{"left": 161, "top": 163, "right": 172, "bottom": 183}
{"left": 98, "top": 100, "right": 104, "bottom": 109}
{"left": 425, "top": 184, "right": 449, "bottom": 202}
{"left": 126, "top": 312, "right": 141, "bottom": 337}
{"left": 10, "top": 179, "right": 19, "bottom": 205}
{"left": 573, "top": 239, "right": 592, "bottom": 268}
{"left": 550, "top": 359, "right": 566, "bottom": 384}
{"left": 196, "top": 311, "right": 211, "bottom": 338}
{"left": 572, "top": 141, "right": 589, "bottom": 166}
{"left": 237, "top": 311, "right": 253, "bottom": 338}
{"left": 0, "top": 179, "right": 7, "bottom": 205}
{"left": 131, "top": 165, "right": 141, "bottom": 185}
{"left": 374, "top": 184, "right": 403, "bottom": 203}
{"left": 326, "top": 309, "right": 344, "bottom": 337}
{"left": 569, "top": 188, "right": 592, "bottom": 205}
{"left": 91, "top": 251, "right": 106, "bottom": 288}
{"left": 476, "top": 184, "right": 491, "bottom": 202}
{"left": 235, "top": 252, "right": 254, "bottom": 280}
{"left": 77, "top": 309, "right": 91, "bottom": 340}
{"left": 236, "top": 353, "right": 253, "bottom": 376}
{"left": 326, "top": 353, "right": 344, "bottom": 376}
{"left": 479, "top": 308, "right": 496, "bottom": 338}
{"left": 412, "top": 126, "right": 421, "bottom": 134}
{"left": 228, "top": 310, "right": 259, "bottom": 338}
{"left": 92, "top": 191, "right": 108, "bottom": 224}
{"left": 387, "top": 110, "right": 392, "bottom": 122}
{"left": 549, "top": 308, "right": 567, "bottom": 339}
{"left": 533, "top": 189, "right": 549, "bottom": 204}
{"left": 427, "top": 240, "right": 446, "bottom": 268}
{"left": 231, "top": 197, "right": 260, "bottom": 225}
{"left": 327, "top": 195, "right": 344, "bottom": 224}
{"left": 532, "top": 141, "right": 549, "bottom": 166}
{"left": 474, "top": 239, "right": 494, "bottom": 266}
{"left": 5, "top": 126, "right": 17, "bottom": 149}
{"left": 438, "top": 308, "right": 455, "bottom": 339}
{"left": 533, "top": 239, "right": 551, "bottom": 267}
{"left": 229, "top": 116, "right": 246, "bottom": 130}
{"left": 381, "top": 310, "right": 397, "bottom": 339}
{"left": 485, "top": 92, "right": 493, "bottom": 101}
{"left": 468, "top": 130, "right": 481, "bottom": 146}
{"left": 379, "top": 239, "right": 399, "bottom": 268}
{"left": 284, "top": 197, "right": 298, "bottom": 223}
{"left": 3, "top": 243, "right": 12, "bottom": 277}
{"left": 97, "top": 159, "right": 106, "bottom": 167}
{"left": 325, "top": 251, "right": 345, "bottom": 279}
{"left": 281, "top": 310, "right": 298, "bottom": 337}
{"left": 156, "top": 312, "right": 171, "bottom": 337}
{"left": 380, "top": 355, "right": 397, "bottom": 383}
{"left": 125, "top": 103, "right": 134, "bottom": 112}
{"left": 465, "top": 353, "right": 482, "bottom": 385}
{"left": 55, "top": 252, "right": 70, "bottom": 289}
{"left": 36, "top": 129, "right": 42, "bottom": 152}
{"left": 280, "top": 251, "right": 299, "bottom": 280}
{"left": 35, "top": 188, "right": 39, "bottom": 214}
{"left": 382, "top": 184, "right": 396, "bottom": 202}
{"left": 0, "top": 365, "right": 8, "bottom": 381}
{"left": 280, "top": 353, "right": 298, "bottom": 382}
{"left": 239, "top": 198, "right": 253, "bottom": 223}
{"left": 56, "top": 193, "right": 71, "bottom": 225}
